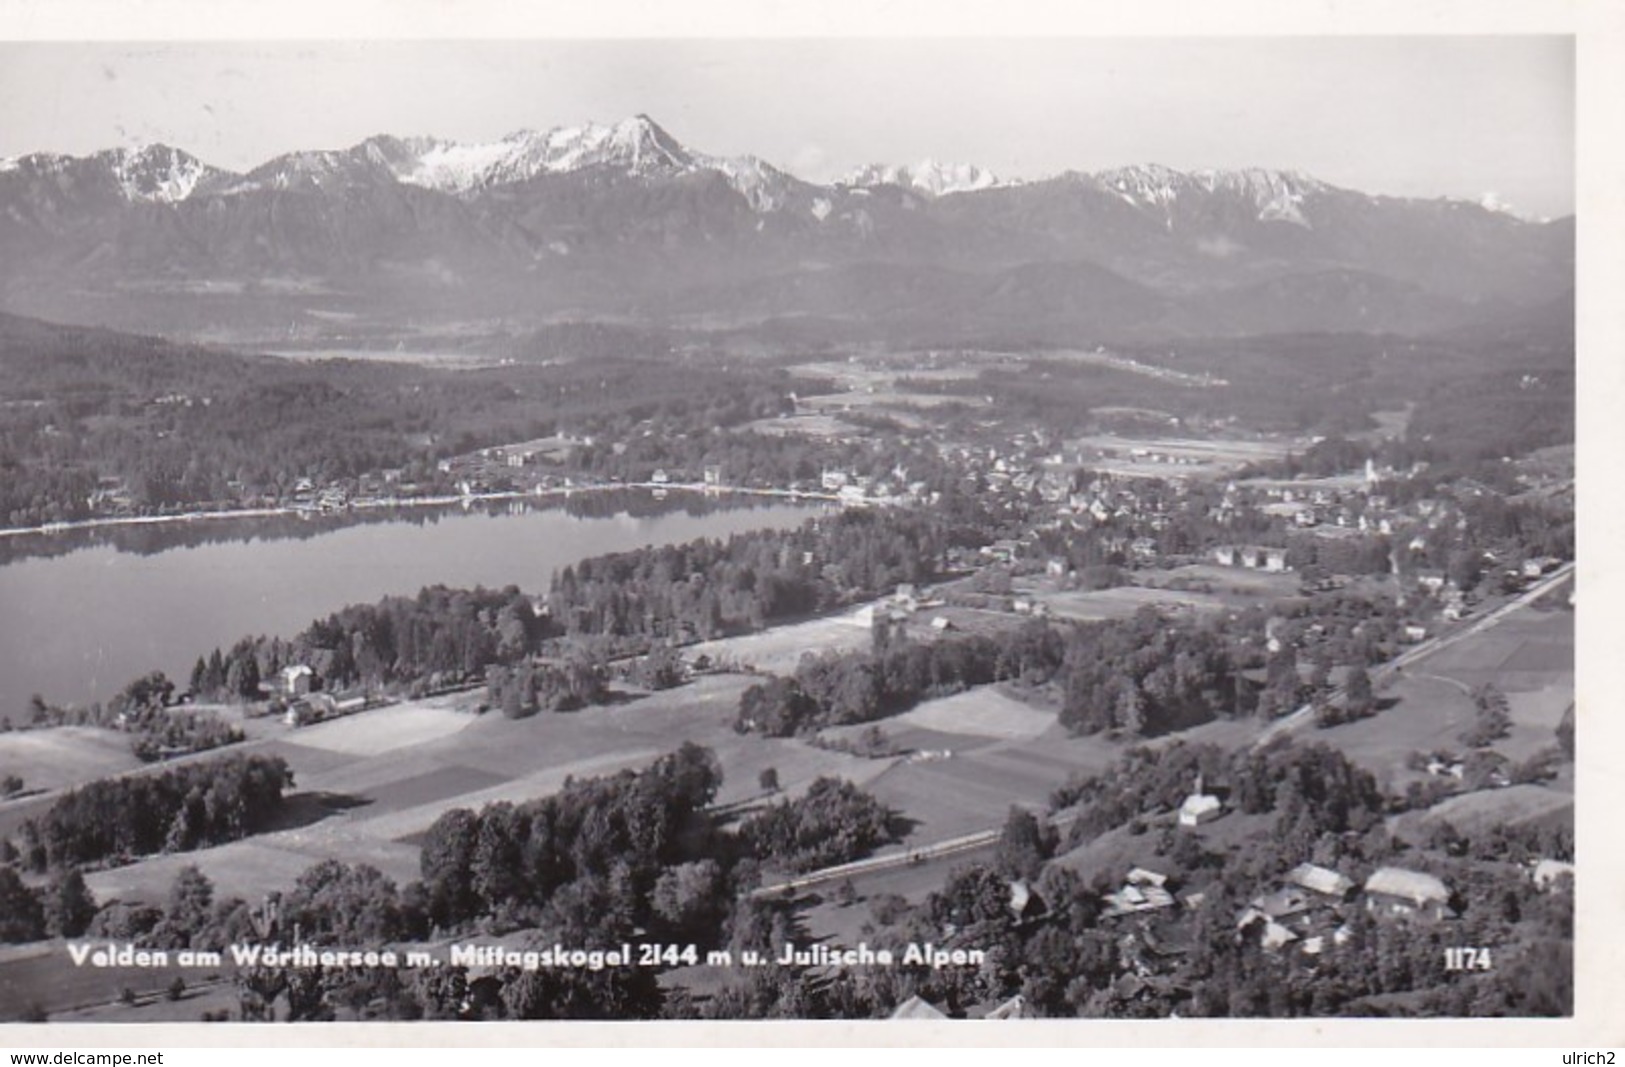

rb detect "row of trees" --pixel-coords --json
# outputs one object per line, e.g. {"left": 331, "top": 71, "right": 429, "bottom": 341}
{"left": 12, "top": 754, "right": 293, "bottom": 872}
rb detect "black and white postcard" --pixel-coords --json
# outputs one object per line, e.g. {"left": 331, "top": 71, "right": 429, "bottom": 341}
{"left": 0, "top": 0, "right": 1614, "bottom": 1048}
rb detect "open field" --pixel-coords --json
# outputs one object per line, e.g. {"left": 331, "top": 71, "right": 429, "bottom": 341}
{"left": 287, "top": 700, "right": 473, "bottom": 756}
{"left": 0, "top": 727, "right": 142, "bottom": 795}
{"left": 743, "top": 413, "right": 869, "bottom": 439}
{"left": 1143, "top": 563, "right": 1301, "bottom": 601}
{"left": 60, "top": 674, "right": 884, "bottom": 908}
{"left": 1237, "top": 473, "right": 1371, "bottom": 493}
{"left": 1069, "top": 432, "right": 1299, "bottom": 480}
{"left": 891, "top": 687, "right": 1055, "bottom": 741}
{"left": 793, "top": 837, "right": 1001, "bottom": 949}
{"left": 862, "top": 720, "right": 1120, "bottom": 844}
{"left": 1019, "top": 580, "right": 1231, "bottom": 622}
{"left": 51, "top": 977, "right": 239, "bottom": 1024}
{"left": 1315, "top": 675, "right": 1479, "bottom": 791}
{"left": 1070, "top": 433, "right": 1297, "bottom": 464}
{"left": 688, "top": 613, "right": 875, "bottom": 676}
{"left": 1389, "top": 784, "right": 1575, "bottom": 842}
{"left": 0, "top": 940, "right": 228, "bottom": 1021}
{"left": 1314, "top": 592, "right": 1573, "bottom": 794}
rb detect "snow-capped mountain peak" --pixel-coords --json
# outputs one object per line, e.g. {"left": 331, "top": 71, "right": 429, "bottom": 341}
{"left": 90, "top": 144, "right": 217, "bottom": 203}
{"left": 376, "top": 115, "right": 801, "bottom": 211}
{"left": 840, "top": 159, "right": 1006, "bottom": 197}
{"left": 693, "top": 153, "right": 794, "bottom": 212}
{"left": 1094, "top": 163, "right": 1327, "bottom": 227}
{"left": 388, "top": 114, "right": 696, "bottom": 194}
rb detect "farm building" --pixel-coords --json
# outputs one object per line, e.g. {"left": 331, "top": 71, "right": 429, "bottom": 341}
{"left": 1178, "top": 777, "right": 1224, "bottom": 827}
{"left": 1522, "top": 556, "right": 1563, "bottom": 578}
{"left": 1364, "top": 867, "right": 1453, "bottom": 921}
{"left": 1009, "top": 880, "right": 1048, "bottom": 924}
{"left": 1238, "top": 886, "right": 1313, "bottom": 927}
{"left": 1178, "top": 792, "right": 1223, "bottom": 827}
{"left": 1285, "top": 863, "right": 1356, "bottom": 900}
{"left": 1102, "top": 868, "right": 1177, "bottom": 919}
{"left": 284, "top": 692, "right": 338, "bottom": 727}
{"left": 1532, "top": 859, "right": 1575, "bottom": 892}
{"left": 1259, "top": 919, "right": 1298, "bottom": 951}
{"left": 1216, "top": 545, "right": 1289, "bottom": 572}
{"left": 280, "top": 664, "right": 314, "bottom": 696}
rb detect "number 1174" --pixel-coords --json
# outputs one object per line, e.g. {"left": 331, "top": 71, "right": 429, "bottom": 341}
{"left": 1443, "top": 946, "right": 1492, "bottom": 971}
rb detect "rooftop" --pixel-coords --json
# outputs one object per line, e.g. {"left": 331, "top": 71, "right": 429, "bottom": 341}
{"left": 1365, "top": 866, "right": 1450, "bottom": 905}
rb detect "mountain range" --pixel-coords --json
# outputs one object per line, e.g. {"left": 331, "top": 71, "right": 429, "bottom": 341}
{"left": 0, "top": 114, "right": 1573, "bottom": 343}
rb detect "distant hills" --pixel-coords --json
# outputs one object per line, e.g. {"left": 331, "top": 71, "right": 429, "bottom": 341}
{"left": 0, "top": 114, "right": 1573, "bottom": 342}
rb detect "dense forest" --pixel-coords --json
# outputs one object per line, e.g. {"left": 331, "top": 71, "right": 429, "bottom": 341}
{"left": 547, "top": 507, "right": 953, "bottom": 645}
{"left": 0, "top": 312, "right": 822, "bottom": 526}
{"left": 12, "top": 754, "right": 293, "bottom": 873}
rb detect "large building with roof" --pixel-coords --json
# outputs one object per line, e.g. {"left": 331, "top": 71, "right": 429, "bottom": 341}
{"left": 1364, "top": 867, "right": 1453, "bottom": 921}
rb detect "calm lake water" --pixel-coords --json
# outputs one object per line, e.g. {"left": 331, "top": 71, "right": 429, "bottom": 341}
{"left": 0, "top": 494, "right": 822, "bottom": 719}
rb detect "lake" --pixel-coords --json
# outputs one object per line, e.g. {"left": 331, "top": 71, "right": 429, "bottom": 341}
{"left": 0, "top": 493, "right": 823, "bottom": 720}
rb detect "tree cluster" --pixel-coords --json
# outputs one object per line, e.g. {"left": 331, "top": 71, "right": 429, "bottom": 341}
{"left": 1058, "top": 609, "right": 1239, "bottom": 736}
{"left": 13, "top": 754, "right": 293, "bottom": 872}
{"left": 736, "top": 777, "right": 895, "bottom": 873}
{"left": 1460, "top": 684, "right": 1513, "bottom": 750}
{"left": 416, "top": 743, "right": 727, "bottom": 934}
{"left": 547, "top": 508, "right": 950, "bottom": 648}
{"left": 485, "top": 655, "right": 607, "bottom": 717}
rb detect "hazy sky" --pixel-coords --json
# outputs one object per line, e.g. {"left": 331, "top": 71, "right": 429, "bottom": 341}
{"left": 0, "top": 37, "right": 1575, "bottom": 217}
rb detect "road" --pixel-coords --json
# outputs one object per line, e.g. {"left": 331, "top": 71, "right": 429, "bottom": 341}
{"left": 755, "top": 561, "right": 1575, "bottom": 896}
{"left": 1253, "top": 561, "right": 1574, "bottom": 748}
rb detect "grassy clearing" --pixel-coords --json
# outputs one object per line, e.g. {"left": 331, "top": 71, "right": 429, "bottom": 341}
{"left": 1146, "top": 563, "right": 1301, "bottom": 600}
{"left": 1027, "top": 583, "right": 1230, "bottom": 622}
{"left": 288, "top": 701, "right": 473, "bottom": 756}
{"left": 0, "top": 727, "right": 142, "bottom": 795}
{"left": 1314, "top": 675, "right": 1478, "bottom": 790}
{"left": 0, "top": 941, "right": 225, "bottom": 1021}
{"left": 892, "top": 687, "right": 1056, "bottom": 741}
{"left": 1390, "top": 785, "right": 1574, "bottom": 842}
{"left": 1316, "top": 601, "right": 1573, "bottom": 789}
{"left": 688, "top": 615, "right": 874, "bottom": 676}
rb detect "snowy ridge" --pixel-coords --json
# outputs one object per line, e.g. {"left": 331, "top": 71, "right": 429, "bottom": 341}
{"left": 840, "top": 159, "right": 1007, "bottom": 197}
{"left": 1094, "top": 163, "right": 1328, "bottom": 227}
{"left": 102, "top": 145, "right": 221, "bottom": 203}
{"left": 395, "top": 115, "right": 695, "bottom": 191}
{"left": 380, "top": 115, "right": 794, "bottom": 212}
{"left": 0, "top": 145, "right": 218, "bottom": 203}
{"left": 0, "top": 121, "right": 1553, "bottom": 227}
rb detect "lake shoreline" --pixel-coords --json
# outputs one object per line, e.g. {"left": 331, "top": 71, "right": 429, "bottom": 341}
{"left": 0, "top": 481, "right": 844, "bottom": 542}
